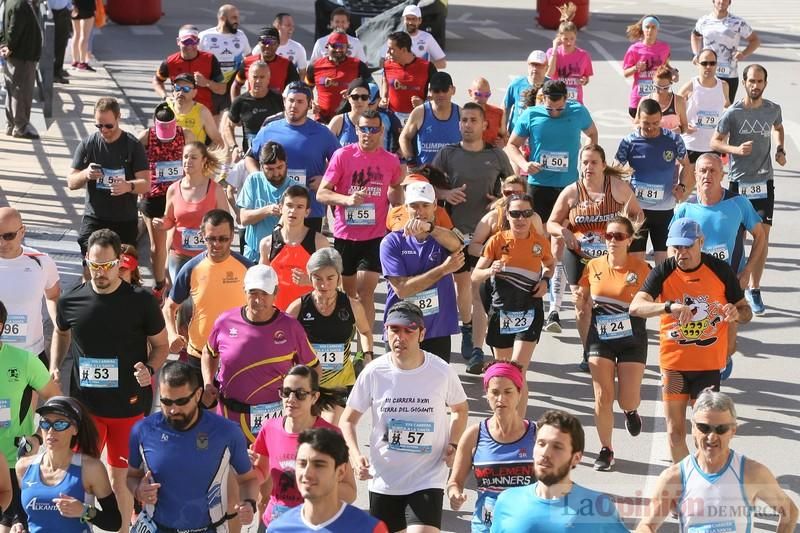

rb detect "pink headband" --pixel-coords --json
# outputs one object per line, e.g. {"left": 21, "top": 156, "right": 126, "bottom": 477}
{"left": 155, "top": 119, "right": 177, "bottom": 142}
{"left": 483, "top": 362, "right": 524, "bottom": 391}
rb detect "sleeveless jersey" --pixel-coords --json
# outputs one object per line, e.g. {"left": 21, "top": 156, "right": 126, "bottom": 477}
{"left": 22, "top": 453, "right": 89, "bottom": 533}
{"left": 568, "top": 176, "right": 624, "bottom": 259}
{"left": 170, "top": 102, "right": 206, "bottom": 144}
{"left": 659, "top": 92, "right": 681, "bottom": 132}
{"left": 298, "top": 291, "right": 357, "bottom": 388}
{"left": 268, "top": 226, "right": 317, "bottom": 310}
{"left": 415, "top": 102, "right": 460, "bottom": 165}
{"left": 383, "top": 57, "right": 432, "bottom": 114}
{"left": 679, "top": 451, "right": 752, "bottom": 533}
{"left": 683, "top": 77, "right": 726, "bottom": 151}
{"left": 162, "top": 51, "right": 217, "bottom": 111}
{"left": 471, "top": 419, "right": 536, "bottom": 533}
{"left": 145, "top": 126, "right": 185, "bottom": 198}
{"left": 338, "top": 112, "right": 358, "bottom": 146}
{"left": 309, "top": 56, "right": 364, "bottom": 121}
{"left": 168, "top": 179, "right": 219, "bottom": 257}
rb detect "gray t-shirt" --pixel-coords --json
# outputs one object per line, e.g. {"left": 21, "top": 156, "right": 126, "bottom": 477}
{"left": 433, "top": 143, "right": 514, "bottom": 235}
{"left": 717, "top": 99, "right": 782, "bottom": 183}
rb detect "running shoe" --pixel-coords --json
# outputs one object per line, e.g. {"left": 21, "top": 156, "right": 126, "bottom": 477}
{"left": 624, "top": 410, "right": 642, "bottom": 437}
{"left": 745, "top": 289, "right": 765, "bottom": 315}
{"left": 720, "top": 356, "right": 733, "bottom": 380}
{"left": 460, "top": 323, "right": 474, "bottom": 360}
{"left": 578, "top": 353, "right": 590, "bottom": 373}
{"left": 465, "top": 349, "right": 485, "bottom": 375}
{"left": 594, "top": 447, "right": 615, "bottom": 471}
{"left": 543, "top": 311, "right": 562, "bottom": 334}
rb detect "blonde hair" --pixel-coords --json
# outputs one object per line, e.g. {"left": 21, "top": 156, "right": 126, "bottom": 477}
{"left": 184, "top": 141, "right": 225, "bottom": 178}
{"left": 556, "top": 2, "right": 578, "bottom": 35}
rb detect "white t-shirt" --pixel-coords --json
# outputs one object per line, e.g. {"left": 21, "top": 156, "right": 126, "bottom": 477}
{"left": 347, "top": 351, "right": 467, "bottom": 495}
{"left": 198, "top": 28, "right": 252, "bottom": 83}
{"left": 694, "top": 14, "right": 753, "bottom": 78}
{"left": 310, "top": 34, "right": 367, "bottom": 63}
{"left": 0, "top": 246, "right": 60, "bottom": 354}
{"left": 277, "top": 39, "right": 308, "bottom": 71}
{"left": 379, "top": 30, "right": 445, "bottom": 63}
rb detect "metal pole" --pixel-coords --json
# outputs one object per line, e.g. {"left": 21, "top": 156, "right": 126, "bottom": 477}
{"left": 36, "top": 1, "right": 53, "bottom": 118}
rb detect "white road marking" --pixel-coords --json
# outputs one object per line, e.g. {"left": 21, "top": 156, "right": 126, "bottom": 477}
{"left": 583, "top": 29, "right": 628, "bottom": 43}
{"left": 473, "top": 27, "right": 520, "bottom": 40}
{"left": 446, "top": 30, "right": 463, "bottom": 41}
{"left": 588, "top": 40, "right": 626, "bottom": 78}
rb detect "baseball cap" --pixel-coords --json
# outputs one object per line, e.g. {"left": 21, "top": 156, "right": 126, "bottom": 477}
{"left": 666, "top": 217, "right": 703, "bottom": 247}
{"left": 259, "top": 27, "right": 280, "bottom": 41}
{"left": 402, "top": 5, "right": 422, "bottom": 18}
{"left": 400, "top": 173, "right": 429, "bottom": 186}
{"left": 404, "top": 181, "right": 435, "bottom": 204}
{"left": 429, "top": 71, "right": 454, "bottom": 92}
{"left": 527, "top": 50, "right": 547, "bottom": 64}
{"left": 178, "top": 27, "right": 199, "bottom": 41}
{"left": 244, "top": 264, "right": 278, "bottom": 294}
{"left": 328, "top": 30, "right": 349, "bottom": 46}
{"left": 282, "top": 81, "right": 313, "bottom": 100}
{"left": 542, "top": 79, "right": 567, "bottom": 98}
{"left": 36, "top": 396, "right": 82, "bottom": 425}
{"left": 173, "top": 72, "right": 196, "bottom": 87}
{"left": 385, "top": 302, "right": 424, "bottom": 329}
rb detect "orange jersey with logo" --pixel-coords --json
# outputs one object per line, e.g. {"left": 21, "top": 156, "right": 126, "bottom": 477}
{"left": 483, "top": 230, "right": 553, "bottom": 311}
{"left": 640, "top": 255, "right": 744, "bottom": 371}
{"left": 579, "top": 255, "right": 651, "bottom": 312}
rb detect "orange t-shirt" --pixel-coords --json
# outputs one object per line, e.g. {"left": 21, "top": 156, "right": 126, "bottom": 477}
{"left": 482, "top": 229, "right": 552, "bottom": 310}
{"left": 386, "top": 205, "right": 453, "bottom": 232}
{"left": 482, "top": 103, "right": 504, "bottom": 145}
{"left": 579, "top": 255, "right": 651, "bottom": 310}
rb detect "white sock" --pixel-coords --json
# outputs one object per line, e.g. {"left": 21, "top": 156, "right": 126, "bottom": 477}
{"left": 548, "top": 263, "right": 565, "bottom": 314}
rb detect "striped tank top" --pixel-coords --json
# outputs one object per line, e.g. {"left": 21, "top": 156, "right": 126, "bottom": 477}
{"left": 568, "top": 176, "right": 624, "bottom": 258}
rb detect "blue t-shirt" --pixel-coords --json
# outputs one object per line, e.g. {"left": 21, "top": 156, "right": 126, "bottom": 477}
{"left": 267, "top": 502, "right": 388, "bottom": 532}
{"left": 379, "top": 231, "right": 458, "bottom": 340}
{"left": 672, "top": 189, "right": 761, "bottom": 272}
{"left": 128, "top": 411, "right": 252, "bottom": 530}
{"left": 504, "top": 76, "right": 532, "bottom": 132}
{"left": 513, "top": 101, "right": 593, "bottom": 188}
{"left": 250, "top": 118, "right": 340, "bottom": 218}
{"left": 615, "top": 128, "right": 686, "bottom": 211}
{"left": 236, "top": 173, "right": 293, "bottom": 262}
{"left": 490, "top": 482, "right": 628, "bottom": 533}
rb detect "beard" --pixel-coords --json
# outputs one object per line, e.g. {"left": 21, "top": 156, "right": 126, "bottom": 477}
{"left": 166, "top": 406, "right": 198, "bottom": 430}
{"left": 224, "top": 20, "right": 238, "bottom": 33}
{"left": 535, "top": 461, "right": 572, "bottom": 486}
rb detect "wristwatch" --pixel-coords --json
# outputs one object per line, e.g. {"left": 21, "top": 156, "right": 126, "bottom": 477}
{"left": 426, "top": 221, "right": 434, "bottom": 233}
{"left": 129, "top": 181, "right": 135, "bottom": 193}
{"left": 776, "top": 145, "right": 786, "bottom": 155}
{"left": 664, "top": 300, "right": 674, "bottom": 314}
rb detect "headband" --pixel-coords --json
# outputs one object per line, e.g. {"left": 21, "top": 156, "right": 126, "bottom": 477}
{"left": 642, "top": 16, "right": 660, "bottom": 30}
{"left": 483, "top": 362, "right": 524, "bottom": 391}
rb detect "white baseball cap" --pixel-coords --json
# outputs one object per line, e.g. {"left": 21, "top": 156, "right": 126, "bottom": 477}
{"left": 402, "top": 5, "right": 422, "bottom": 18}
{"left": 244, "top": 264, "right": 278, "bottom": 294}
{"left": 404, "top": 182, "right": 436, "bottom": 204}
{"left": 527, "top": 50, "right": 547, "bottom": 64}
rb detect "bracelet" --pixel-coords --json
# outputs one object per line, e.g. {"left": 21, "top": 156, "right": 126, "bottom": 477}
{"left": 362, "top": 350, "right": 374, "bottom": 357}
{"left": 776, "top": 146, "right": 785, "bottom": 154}
{"left": 79, "top": 503, "right": 95, "bottom": 523}
{"left": 243, "top": 498, "right": 257, "bottom": 513}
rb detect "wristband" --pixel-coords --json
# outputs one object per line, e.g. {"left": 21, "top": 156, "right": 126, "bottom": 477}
{"left": 362, "top": 350, "right": 374, "bottom": 358}
{"left": 129, "top": 181, "right": 135, "bottom": 193}
{"left": 776, "top": 146, "right": 785, "bottom": 154}
{"left": 144, "top": 364, "right": 155, "bottom": 376}
{"left": 243, "top": 498, "right": 257, "bottom": 513}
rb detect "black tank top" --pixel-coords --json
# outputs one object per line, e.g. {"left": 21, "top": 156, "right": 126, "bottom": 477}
{"left": 268, "top": 224, "right": 318, "bottom": 261}
{"left": 298, "top": 291, "right": 356, "bottom": 345}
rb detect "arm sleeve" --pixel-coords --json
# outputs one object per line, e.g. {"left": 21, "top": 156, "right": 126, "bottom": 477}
{"left": 169, "top": 260, "right": 194, "bottom": 304}
{"left": 236, "top": 173, "right": 258, "bottom": 209}
{"left": 512, "top": 109, "right": 530, "bottom": 138}
{"left": 445, "top": 366, "right": 468, "bottom": 406}
{"left": 292, "top": 322, "right": 319, "bottom": 367}
{"left": 228, "top": 97, "right": 243, "bottom": 124}
{"left": 579, "top": 106, "right": 593, "bottom": 131}
{"left": 91, "top": 492, "right": 122, "bottom": 531}
{"left": 345, "top": 368, "right": 372, "bottom": 413}
{"left": 379, "top": 233, "right": 404, "bottom": 277}
{"left": 716, "top": 108, "right": 732, "bottom": 135}
{"left": 252, "top": 425, "right": 269, "bottom": 456}
{"left": 209, "top": 56, "right": 224, "bottom": 83}
{"left": 498, "top": 149, "right": 515, "bottom": 177}
{"left": 27, "top": 355, "right": 51, "bottom": 391}
{"left": 55, "top": 296, "right": 71, "bottom": 331}
{"left": 352, "top": 40, "right": 367, "bottom": 63}
{"left": 622, "top": 46, "right": 637, "bottom": 69}
{"left": 424, "top": 63, "right": 437, "bottom": 94}
{"left": 707, "top": 257, "right": 745, "bottom": 304}
{"left": 41, "top": 254, "right": 60, "bottom": 290}
{"left": 773, "top": 105, "right": 782, "bottom": 127}
{"left": 674, "top": 133, "right": 687, "bottom": 159}
{"left": 640, "top": 261, "right": 671, "bottom": 300}
{"left": 156, "top": 60, "right": 169, "bottom": 81}
{"left": 736, "top": 197, "right": 762, "bottom": 229}
{"left": 583, "top": 50, "right": 594, "bottom": 76}
{"left": 739, "top": 19, "right": 753, "bottom": 39}
{"left": 320, "top": 150, "right": 343, "bottom": 189}
{"left": 427, "top": 36, "right": 445, "bottom": 61}
{"left": 482, "top": 234, "right": 500, "bottom": 260}
{"left": 296, "top": 46, "right": 308, "bottom": 71}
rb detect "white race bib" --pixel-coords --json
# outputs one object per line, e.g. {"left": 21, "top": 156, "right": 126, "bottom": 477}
{"left": 97, "top": 168, "right": 125, "bottom": 190}
{"left": 596, "top": 312, "right": 633, "bottom": 340}
{"left": 695, "top": 110, "right": 719, "bottom": 129}
{"left": 638, "top": 79, "right": 655, "bottom": 97}
{"left": 0, "top": 399, "right": 10, "bottom": 428}
{"left": 387, "top": 419, "right": 434, "bottom": 454}
{"left": 79, "top": 357, "right": 119, "bottom": 388}
{"left": 313, "top": 343, "right": 346, "bottom": 372}
{"left": 566, "top": 86, "right": 579, "bottom": 101}
{"left": 579, "top": 235, "right": 608, "bottom": 258}
{"left": 2, "top": 314, "right": 28, "bottom": 345}
{"left": 131, "top": 513, "right": 158, "bottom": 533}
{"left": 635, "top": 182, "right": 666, "bottom": 204}
{"left": 716, "top": 62, "right": 732, "bottom": 78}
{"left": 287, "top": 168, "right": 307, "bottom": 186}
{"left": 499, "top": 309, "right": 536, "bottom": 335}
{"left": 540, "top": 151, "right": 569, "bottom": 172}
{"left": 345, "top": 203, "right": 376, "bottom": 226}
{"left": 740, "top": 181, "right": 768, "bottom": 200}
{"left": 687, "top": 520, "right": 737, "bottom": 533}
{"left": 180, "top": 228, "right": 205, "bottom": 251}
{"left": 703, "top": 244, "right": 729, "bottom": 262}
{"left": 250, "top": 401, "right": 283, "bottom": 435}
{"left": 405, "top": 288, "right": 439, "bottom": 317}
{"left": 154, "top": 160, "right": 183, "bottom": 183}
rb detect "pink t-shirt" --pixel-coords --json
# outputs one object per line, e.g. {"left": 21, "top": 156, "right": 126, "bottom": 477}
{"left": 622, "top": 40, "right": 671, "bottom": 108}
{"left": 546, "top": 46, "right": 594, "bottom": 103}
{"left": 253, "top": 416, "right": 339, "bottom": 525}
{"left": 321, "top": 143, "right": 402, "bottom": 241}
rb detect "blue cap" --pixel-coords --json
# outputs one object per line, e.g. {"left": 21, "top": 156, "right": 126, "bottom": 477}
{"left": 368, "top": 82, "right": 380, "bottom": 104}
{"left": 666, "top": 217, "right": 703, "bottom": 247}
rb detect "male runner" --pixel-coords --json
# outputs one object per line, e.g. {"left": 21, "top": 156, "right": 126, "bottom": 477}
{"left": 381, "top": 31, "right": 437, "bottom": 125}
{"left": 309, "top": 8, "right": 367, "bottom": 63}
{"left": 503, "top": 50, "right": 548, "bottom": 133}
{"left": 232, "top": 27, "right": 300, "bottom": 98}
{"left": 378, "top": 5, "right": 446, "bottom": 69}
{"left": 400, "top": 71, "right": 460, "bottom": 166}
{"left": 273, "top": 13, "right": 308, "bottom": 79}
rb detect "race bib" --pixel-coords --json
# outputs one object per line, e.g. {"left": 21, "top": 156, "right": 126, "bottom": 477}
{"left": 250, "top": 401, "right": 282, "bottom": 435}
{"left": 596, "top": 312, "right": 633, "bottom": 340}
{"left": 287, "top": 168, "right": 307, "bottom": 186}
{"left": 703, "top": 244, "right": 729, "bottom": 262}
{"left": 566, "top": 86, "right": 579, "bottom": 101}
{"left": 481, "top": 496, "right": 496, "bottom": 528}
{"left": 687, "top": 520, "right": 737, "bottom": 533}
{"left": 387, "top": 419, "right": 434, "bottom": 454}
{"left": 154, "top": 160, "right": 183, "bottom": 184}
{"left": 131, "top": 513, "right": 157, "bottom": 533}
{"left": 2, "top": 314, "right": 28, "bottom": 345}
{"left": 540, "top": 151, "right": 569, "bottom": 172}
{"left": 79, "top": 357, "right": 119, "bottom": 388}
{"left": 634, "top": 182, "right": 665, "bottom": 204}
{"left": 96, "top": 168, "right": 125, "bottom": 190}
{"left": 695, "top": 110, "right": 719, "bottom": 129}
{"left": 395, "top": 112, "right": 411, "bottom": 127}
{"left": 313, "top": 343, "right": 346, "bottom": 372}
{"left": 741, "top": 181, "right": 767, "bottom": 200}
{"left": 405, "top": 288, "right": 439, "bottom": 317}
{"left": 499, "top": 309, "right": 536, "bottom": 335}
{"left": 180, "top": 228, "right": 205, "bottom": 251}
{"left": 580, "top": 236, "right": 608, "bottom": 258}
{"left": 0, "top": 399, "right": 10, "bottom": 428}
{"left": 345, "top": 203, "right": 376, "bottom": 226}
{"left": 716, "top": 62, "right": 732, "bottom": 78}
{"left": 638, "top": 78, "right": 655, "bottom": 97}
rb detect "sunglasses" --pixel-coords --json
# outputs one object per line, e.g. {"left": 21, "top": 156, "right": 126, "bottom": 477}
{"left": 86, "top": 259, "right": 119, "bottom": 272}
{"left": 508, "top": 209, "right": 534, "bottom": 219}
{"left": 329, "top": 43, "right": 347, "bottom": 50}
{"left": 278, "top": 387, "right": 313, "bottom": 400}
{"left": 501, "top": 189, "right": 520, "bottom": 197}
{"left": 694, "top": 422, "right": 734, "bottom": 435}
{"left": 173, "top": 85, "right": 193, "bottom": 93}
{"left": 699, "top": 61, "right": 717, "bottom": 67}
{"left": 655, "top": 84, "right": 672, "bottom": 91}
{"left": 39, "top": 419, "right": 71, "bottom": 432}
{"left": 161, "top": 387, "right": 200, "bottom": 407}
{"left": 95, "top": 123, "right": 115, "bottom": 130}
{"left": 473, "top": 90, "right": 492, "bottom": 98}
{"left": 180, "top": 38, "right": 200, "bottom": 47}
{"left": 260, "top": 37, "right": 278, "bottom": 46}
{"left": 0, "top": 227, "right": 22, "bottom": 241}
{"left": 349, "top": 93, "right": 370, "bottom": 101}
{"left": 358, "top": 126, "right": 381, "bottom": 134}
{"left": 603, "top": 231, "right": 630, "bottom": 241}
{"left": 204, "top": 235, "right": 231, "bottom": 243}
